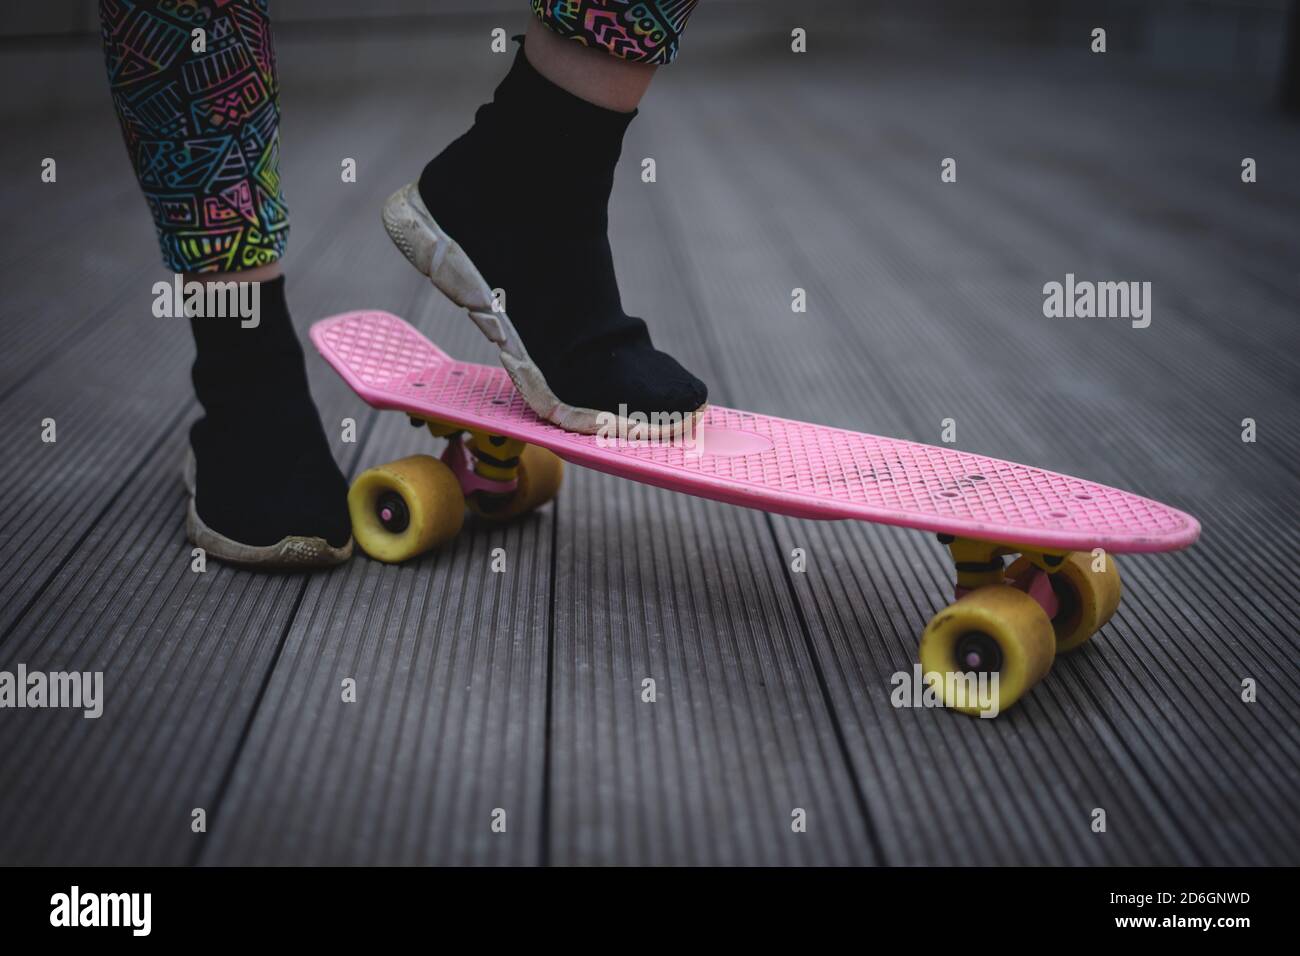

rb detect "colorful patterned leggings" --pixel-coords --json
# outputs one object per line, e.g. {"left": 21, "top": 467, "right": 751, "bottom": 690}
{"left": 98, "top": 1, "right": 700, "bottom": 273}
{"left": 533, "top": 1, "right": 700, "bottom": 65}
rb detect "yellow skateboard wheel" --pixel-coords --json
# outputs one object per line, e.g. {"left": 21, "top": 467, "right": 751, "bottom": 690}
{"left": 1008, "top": 552, "right": 1122, "bottom": 652}
{"left": 919, "top": 585, "right": 1055, "bottom": 716}
{"left": 349, "top": 454, "right": 464, "bottom": 563}
{"left": 467, "top": 444, "right": 563, "bottom": 521}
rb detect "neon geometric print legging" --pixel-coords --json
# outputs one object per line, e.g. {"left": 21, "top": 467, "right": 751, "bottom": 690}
{"left": 97, "top": 0, "right": 700, "bottom": 273}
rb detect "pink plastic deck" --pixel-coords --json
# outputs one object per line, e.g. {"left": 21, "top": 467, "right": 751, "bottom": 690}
{"left": 312, "top": 311, "right": 1200, "bottom": 554}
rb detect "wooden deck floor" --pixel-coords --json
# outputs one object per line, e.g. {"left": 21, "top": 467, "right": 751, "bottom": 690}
{"left": 1, "top": 13, "right": 1297, "bottom": 865}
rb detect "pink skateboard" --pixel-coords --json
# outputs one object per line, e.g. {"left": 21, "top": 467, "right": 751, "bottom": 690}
{"left": 313, "top": 310, "right": 1199, "bottom": 715}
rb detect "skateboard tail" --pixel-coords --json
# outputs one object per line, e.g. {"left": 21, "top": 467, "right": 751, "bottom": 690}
{"left": 311, "top": 311, "right": 456, "bottom": 395}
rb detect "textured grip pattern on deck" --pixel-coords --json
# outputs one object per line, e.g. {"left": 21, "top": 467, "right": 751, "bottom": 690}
{"left": 313, "top": 312, "right": 1200, "bottom": 551}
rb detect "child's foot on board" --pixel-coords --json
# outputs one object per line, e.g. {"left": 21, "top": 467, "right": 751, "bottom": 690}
{"left": 185, "top": 276, "right": 352, "bottom": 568}
{"left": 382, "top": 44, "right": 707, "bottom": 437}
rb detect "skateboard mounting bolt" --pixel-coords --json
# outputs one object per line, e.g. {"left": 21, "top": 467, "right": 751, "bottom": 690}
{"left": 375, "top": 490, "right": 410, "bottom": 534}
{"left": 955, "top": 631, "right": 1002, "bottom": 675}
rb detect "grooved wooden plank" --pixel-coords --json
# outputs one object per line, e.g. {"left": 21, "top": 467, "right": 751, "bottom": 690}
{"left": 0, "top": 95, "right": 190, "bottom": 389}
{"left": 774, "top": 62, "right": 1300, "bottom": 466}
{"left": 539, "top": 134, "right": 878, "bottom": 863}
{"left": 0, "top": 64, "right": 438, "bottom": 863}
{"left": 201, "top": 37, "right": 558, "bottom": 863}
{"left": 0, "top": 319, "right": 195, "bottom": 634}
{"left": 0, "top": 426, "right": 304, "bottom": 864}
{"left": 201, "top": 407, "right": 551, "bottom": 865}
{"left": 548, "top": 469, "right": 878, "bottom": 864}
{"left": 649, "top": 46, "right": 1299, "bottom": 864}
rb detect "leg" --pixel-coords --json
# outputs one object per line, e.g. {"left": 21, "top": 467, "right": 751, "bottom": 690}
{"left": 521, "top": 15, "right": 657, "bottom": 112}
{"left": 98, "top": 0, "right": 350, "bottom": 566}
{"left": 385, "top": 1, "right": 707, "bottom": 435}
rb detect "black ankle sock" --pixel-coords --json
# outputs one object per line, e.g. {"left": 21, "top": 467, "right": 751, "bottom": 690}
{"left": 188, "top": 276, "right": 351, "bottom": 549}
{"left": 417, "top": 45, "right": 707, "bottom": 417}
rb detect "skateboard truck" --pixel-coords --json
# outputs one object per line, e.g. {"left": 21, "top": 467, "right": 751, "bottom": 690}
{"left": 937, "top": 533, "right": 1064, "bottom": 619}
{"left": 921, "top": 533, "right": 1122, "bottom": 715}
{"left": 410, "top": 415, "right": 525, "bottom": 500}
{"left": 403, "top": 415, "right": 561, "bottom": 520}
